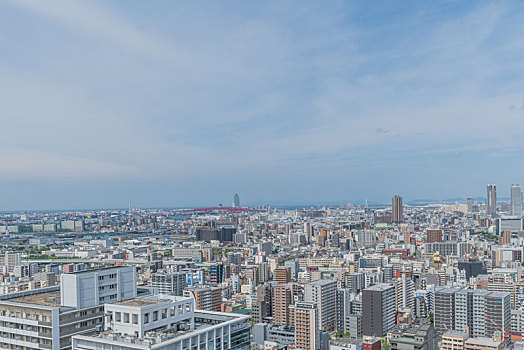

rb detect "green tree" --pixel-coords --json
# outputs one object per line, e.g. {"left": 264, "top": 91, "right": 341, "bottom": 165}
{"left": 344, "top": 331, "right": 351, "bottom": 338}
{"left": 382, "top": 337, "right": 390, "bottom": 350}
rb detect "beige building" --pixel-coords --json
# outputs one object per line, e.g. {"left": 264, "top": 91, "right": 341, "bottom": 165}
{"left": 294, "top": 301, "right": 319, "bottom": 350}
{"left": 442, "top": 330, "right": 469, "bottom": 350}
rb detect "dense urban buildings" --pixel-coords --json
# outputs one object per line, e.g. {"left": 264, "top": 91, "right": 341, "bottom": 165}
{"left": 0, "top": 183, "right": 522, "bottom": 349}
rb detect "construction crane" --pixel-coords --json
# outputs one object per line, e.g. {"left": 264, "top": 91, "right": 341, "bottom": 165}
{"left": 439, "top": 317, "right": 449, "bottom": 331}
{"left": 484, "top": 313, "right": 511, "bottom": 350}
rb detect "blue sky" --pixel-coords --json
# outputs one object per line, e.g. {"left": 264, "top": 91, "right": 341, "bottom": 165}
{"left": 1, "top": 0, "right": 524, "bottom": 209}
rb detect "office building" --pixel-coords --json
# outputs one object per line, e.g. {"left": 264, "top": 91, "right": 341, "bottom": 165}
{"left": 392, "top": 195, "right": 403, "bottom": 223}
{"left": 151, "top": 272, "right": 186, "bottom": 296}
{"left": 72, "top": 296, "right": 251, "bottom": 350}
{"left": 511, "top": 184, "right": 523, "bottom": 217}
{"left": 195, "top": 226, "right": 236, "bottom": 242}
{"left": 233, "top": 193, "right": 240, "bottom": 208}
{"left": 487, "top": 185, "right": 497, "bottom": 216}
{"left": 304, "top": 279, "right": 337, "bottom": 331}
{"left": 424, "top": 242, "right": 468, "bottom": 257}
{"left": 362, "top": 284, "right": 396, "bottom": 337}
{"left": 294, "top": 301, "right": 320, "bottom": 350}
{"left": 61, "top": 266, "right": 137, "bottom": 308}
{"left": 0, "top": 266, "right": 135, "bottom": 350}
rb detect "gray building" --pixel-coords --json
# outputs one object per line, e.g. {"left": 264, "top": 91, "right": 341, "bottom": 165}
{"left": 511, "top": 184, "right": 523, "bottom": 217}
{"left": 362, "top": 283, "right": 396, "bottom": 337}
{"left": 487, "top": 184, "right": 497, "bottom": 216}
{"left": 435, "top": 287, "right": 460, "bottom": 335}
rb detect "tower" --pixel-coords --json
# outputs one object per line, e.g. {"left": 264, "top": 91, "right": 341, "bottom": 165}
{"left": 511, "top": 184, "right": 522, "bottom": 217}
{"left": 487, "top": 184, "right": 497, "bottom": 216}
{"left": 392, "top": 195, "right": 403, "bottom": 223}
{"left": 233, "top": 194, "right": 240, "bottom": 207}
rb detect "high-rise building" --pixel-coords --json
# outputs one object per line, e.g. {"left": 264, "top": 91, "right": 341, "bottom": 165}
{"left": 392, "top": 195, "right": 403, "bottom": 223}
{"left": 511, "top": 184, "right": 523, "bottom": 217}
{"left": 394, "top": 274, "right": 415, "bottom": 311}
{"left": 362, "top": 283, "right": 396, "bottom": 337}
{"left": 233, "top": 193, "right": 240, "bottom": 207}
{"left": 272, "top": 284, "right": 292, "bottom": 325}
{"left": 294, "top": 301, "right": 320, "bottom": 350}
{"left": 467, "top": 197, "right": 475, "bottom": 212}
{"left": 487, "top": 184, "right": 497, "bottom": 216}
{"left": 434, "top": 287, "right": 461, "bottom": 335}
{"left": 335, "top": 288, "right": 352, "bottom": 333}
{"left": 304, "top": 279, "right": 337, "bottom": 331}
{"left": 304, "top": 222, "right": 314, "bottom": 243}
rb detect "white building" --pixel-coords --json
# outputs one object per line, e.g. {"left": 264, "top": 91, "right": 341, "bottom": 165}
{"left": 61, "top": 266, "right": 136, "bottom": 308}
{"left": 72, "top": 295, "right": 251, "bottom": 350}
{"left": 304, "top": 279, "right": 337, "bottom": 331}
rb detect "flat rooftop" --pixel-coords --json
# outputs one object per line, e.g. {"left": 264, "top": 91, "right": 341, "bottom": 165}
{"left": 8, "top": 290, "right": 65, "bottom": 308}
{"left": 117, "top": 299, "right": 160, "bottom": 307}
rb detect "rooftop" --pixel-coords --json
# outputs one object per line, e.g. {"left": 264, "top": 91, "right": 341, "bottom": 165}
{"left": 8, "top": 290, "right": 67, "bottom": 309}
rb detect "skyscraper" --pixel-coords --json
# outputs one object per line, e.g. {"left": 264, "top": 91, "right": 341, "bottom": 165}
{"left": 467, "top": 197, "right": 474, "bottom": 212}
{"left": 511, "top": 184, "right": 523, "bottom": 217}
{"left": 487, "top": 184, "right": 497, "bottom": 216}
{"left": 392, "top": 195, "right": 403, "bottom": 223}
{"left": 233, "top": 193, "right": 240, "bottom": 207}
{"left": 362, "top": 283, "right": 396, "bottom": 337}
{"left": 304, "top": 280, "right": 337, "bottom": 331}
{"left": 294, "top": 301, "right": 320, "bottom": 350}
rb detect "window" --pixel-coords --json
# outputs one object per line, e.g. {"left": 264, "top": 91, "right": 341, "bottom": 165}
{"left": 162, "top": 309, "right": 167, "bottom": 319}
{"left": 114, "top": 312, "right": 121, "bottom": 322}
{"left": 153, "top": 311, "right": 158, "bottom": 321}
{"left": 132, "top": 314, "right": 138, "bottom": 324}
{"left": 144, "top": 313, "right": 149, "bottom": 324}
{"left": 124, "top": 313, "right": 130, "bottom": 323}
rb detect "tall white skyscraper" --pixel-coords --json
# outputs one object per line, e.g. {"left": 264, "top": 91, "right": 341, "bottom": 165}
{"left": 511, "top": 184, "right": 523, "bottom": 217}
{"left": 487, "top": 184, "right": 497, "bottom": 216}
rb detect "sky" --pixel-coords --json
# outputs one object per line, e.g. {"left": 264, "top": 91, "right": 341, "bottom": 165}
{"left": 1, "top": 0, "right": 524, "bottom": 210}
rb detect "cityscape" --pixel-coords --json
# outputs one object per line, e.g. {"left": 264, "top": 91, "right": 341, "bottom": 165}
{"left": 0, "top": 187, "right": 523, "bottom": 350}
{"left": 2, "top": 1, "right": 524, "bottom": 350}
